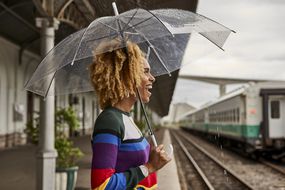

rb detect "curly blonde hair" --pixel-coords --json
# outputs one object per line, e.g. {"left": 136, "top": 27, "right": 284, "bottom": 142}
{"left": 89, "top": 40, "right": 145, "bottom": 109}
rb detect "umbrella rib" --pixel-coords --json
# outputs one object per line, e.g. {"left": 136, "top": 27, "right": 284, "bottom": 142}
{"left": 145, "top": 10, "right": 173, "bottom": 37}
{"left": 85, "top": 32, "right": 118, "bottom": 43}
{"left": 123, "top": 16, "right": 154, "bottom": 31}
{"left": 43, "top": 70, "right": 57, "bottom": 99}
{"left": 121, "top": 21, "right": 172, "bottom": 76}
{"left": 71, "top": 21, "right": 95, "bottom": 66}
{"left": 121, "top": 8, "right": 139, "bottom": 31}
{"left": 148, "top": 42, "right": 171, "bottom": 76}
{"left": 97, "top": 20, "right": 118, "bottom": 32}
{"left": 86, "top": 16, "right": 154, "bottom": 43}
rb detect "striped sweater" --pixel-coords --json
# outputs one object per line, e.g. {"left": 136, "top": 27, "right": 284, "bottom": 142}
{"left": 91, "top": 107, "right": 157, "bottom": 190}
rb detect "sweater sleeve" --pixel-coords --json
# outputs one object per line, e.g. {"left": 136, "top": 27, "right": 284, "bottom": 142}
{"left": 91, "top": 112, "right": 145, "bottom": 190}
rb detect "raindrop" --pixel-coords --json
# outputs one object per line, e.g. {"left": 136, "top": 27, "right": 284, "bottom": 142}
{"left": 224, "top": 170, "right": 227, "bottom": 175}
{"left": 220, "top": 145, "right": 223, "bottom": 150}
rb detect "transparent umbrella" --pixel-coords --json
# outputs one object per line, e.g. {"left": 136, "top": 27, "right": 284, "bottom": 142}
{"left": 25, "top": 3, "right": 234, "bottom": 147}
{"left": 25, "top": 5, "right": 234, "bottom": 97}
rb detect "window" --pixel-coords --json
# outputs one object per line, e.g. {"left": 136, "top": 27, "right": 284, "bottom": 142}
{"left": 271, "top": 100, "right": 280, "bottom": 119}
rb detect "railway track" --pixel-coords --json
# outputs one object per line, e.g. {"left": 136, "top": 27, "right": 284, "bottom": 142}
{"left": 260, "top": 159, "right": 285, "bottom": 175}
{"left": 171, "top": 129, "right": 285, "bottom": 189}
{"left": 170, "top": 130, "right": 255, "bottom": 190}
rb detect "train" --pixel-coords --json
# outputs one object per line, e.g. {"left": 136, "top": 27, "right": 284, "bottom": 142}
{"left": 179, "top": 82, "right": 285, "bottom": 156}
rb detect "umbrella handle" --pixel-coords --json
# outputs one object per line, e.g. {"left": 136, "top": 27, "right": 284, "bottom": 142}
{"left": 151, "top": 134, "right": 158, "bottom": 147}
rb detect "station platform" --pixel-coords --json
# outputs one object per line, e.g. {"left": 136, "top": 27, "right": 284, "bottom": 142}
{"left": 157, "top": 129, "right": 181, "bottom": 190}
{"left": 0, "top": 128, "right": 181, "bottom": 190}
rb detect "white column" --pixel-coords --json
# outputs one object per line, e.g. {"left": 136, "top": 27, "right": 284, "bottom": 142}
{"left": 36, "top": 17, "right": 59, "bottom": 190}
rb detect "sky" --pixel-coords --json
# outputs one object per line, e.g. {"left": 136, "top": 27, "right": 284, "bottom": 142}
{"left": 172, "top": 0, "right": 285, "bottom": 108}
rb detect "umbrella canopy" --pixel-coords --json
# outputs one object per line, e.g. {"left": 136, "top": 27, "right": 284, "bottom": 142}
{"left": 25, "top": 8, "right": 234, "bottom": 97}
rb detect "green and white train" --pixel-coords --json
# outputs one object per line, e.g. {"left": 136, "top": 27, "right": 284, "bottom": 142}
{"left": 180, "top": 82, "right": 285, "bottom": 154}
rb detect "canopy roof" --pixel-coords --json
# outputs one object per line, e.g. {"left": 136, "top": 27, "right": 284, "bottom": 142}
{"left": 0, "top": 0, "right": 197, "bottom": 116}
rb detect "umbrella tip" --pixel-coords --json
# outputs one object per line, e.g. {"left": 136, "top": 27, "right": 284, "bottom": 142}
{"left": 112, "top": 2, "right": 119, "bottom": 16}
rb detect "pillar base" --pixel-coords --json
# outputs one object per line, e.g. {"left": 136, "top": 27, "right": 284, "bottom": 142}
{"left": 37, "top": 150, "right": 58, "bottom": 190}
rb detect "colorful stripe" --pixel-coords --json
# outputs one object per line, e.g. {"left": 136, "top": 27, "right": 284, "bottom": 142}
{"left": 116, "top": 149, "right": 150, "bottom": 172}
{"left": 93, "top": 177, "right": 110, "bottom": 190}
{"left": 92, "top": 133, "right": 120, "bottom": 145}
{"left": 137, "top": 173, "right": 157, "bottom": 188}
{"left": 135, "top": 184, "right": 158, "bottom": 190}
{"left": 91, "top": 169, "right": 114, "bottom": 188}
{"left": 120, "top": 138, "right": 149, "bottom": 151}
{"left": 105, "top": 173, "right": 127, "bottom": 189}
{"left": 91, "top": 107, "right": 157, "bottom": 189}
{"left": 91, "top": 169, "right": 127, "bottom": 190}
{"left": 92, "top": 143, "right": 118, "bottom": 168}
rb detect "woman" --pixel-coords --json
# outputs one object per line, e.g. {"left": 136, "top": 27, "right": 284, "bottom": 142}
{"left": 89, "top": 40, "right": 171, "bottom": 190}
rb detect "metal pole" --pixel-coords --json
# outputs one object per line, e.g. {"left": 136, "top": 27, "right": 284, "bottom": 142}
{"left": 136, "top": 88, "right": 158, "bottom": 147}
{"left": 36, "top": 17, "right": 59, "bottom": 190}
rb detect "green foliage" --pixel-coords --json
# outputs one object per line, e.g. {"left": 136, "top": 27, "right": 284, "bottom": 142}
{"left": 55, "top": 107, "right": 80, "bottom": 137}
{"left": 24, "top": 107, "right": 83, "bottom": 168}
{"left": 24, "top": 117, "right": 39, "bottom": 144}
{"left": 55, "top": 138, "right": 83, "bottom": 168}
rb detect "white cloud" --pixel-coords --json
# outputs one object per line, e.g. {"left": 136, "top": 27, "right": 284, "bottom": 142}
{"left": 173, "top": 0, "right": 285, "bottom": 107}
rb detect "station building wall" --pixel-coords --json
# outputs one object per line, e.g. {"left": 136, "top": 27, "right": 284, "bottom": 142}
{"left": 0, "top": 37, "right": 98, "bottom": 149}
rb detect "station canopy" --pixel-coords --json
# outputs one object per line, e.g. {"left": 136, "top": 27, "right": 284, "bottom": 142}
{"left": 0, "top": 0, "right": 197, "bottom": 117}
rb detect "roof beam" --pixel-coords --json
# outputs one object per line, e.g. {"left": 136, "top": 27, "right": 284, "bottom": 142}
{"left": 32, "top": 0, "right": 48, "bottom": 16}
{"left": 57, "top": 0, "right": 74, "bottom": 18}
{"left": 81, "top": 0, "right": 95, "bottom": 17}
{"left": 42, "top": 0, "right": 54, "bottom": 16}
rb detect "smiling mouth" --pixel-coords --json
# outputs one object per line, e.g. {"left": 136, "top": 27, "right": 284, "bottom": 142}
{"left": 146, "top": 85, "right": 152, "bottom": 94}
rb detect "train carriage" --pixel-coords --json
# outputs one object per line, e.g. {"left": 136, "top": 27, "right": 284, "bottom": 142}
{"left": 180, "top": 82, "right": 285, "bottom": 154}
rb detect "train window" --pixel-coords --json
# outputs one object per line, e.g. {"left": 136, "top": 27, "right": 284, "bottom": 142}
{"left": 271, "top": 100, "right": 280, "bottom": 119}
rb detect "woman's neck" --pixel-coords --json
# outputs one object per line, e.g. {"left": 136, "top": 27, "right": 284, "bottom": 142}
{"left": 114, "top": 96, "right": 136, "bottom": 113}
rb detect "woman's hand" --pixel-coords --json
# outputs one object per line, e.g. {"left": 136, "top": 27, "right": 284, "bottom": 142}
{"left": 145, "top": 144, "right": 171, "bottom": 173}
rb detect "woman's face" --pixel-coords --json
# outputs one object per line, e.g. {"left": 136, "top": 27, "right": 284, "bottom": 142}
{"left": 138, "top": 59, "right": 155, "bottom": 103}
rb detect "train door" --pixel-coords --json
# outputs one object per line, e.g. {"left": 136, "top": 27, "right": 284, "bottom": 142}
{"left": 268, "top": 96, "right": 285, "bottom": 138}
